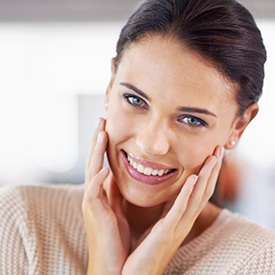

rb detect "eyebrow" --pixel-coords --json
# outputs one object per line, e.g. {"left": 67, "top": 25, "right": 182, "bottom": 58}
{"left": 177, "top": 106, "right": 217, "bottom": 118}
{"left": 120, "top": 81, "right": 217, "bottom": 118}
{"left": 120, "top": 82, "right": 150, "bottom": 100}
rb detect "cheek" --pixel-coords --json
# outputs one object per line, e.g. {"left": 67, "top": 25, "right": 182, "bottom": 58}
{"left": 105, "top": 107, "right": 133, "bottom": 143}
{"left": 177, "top": 137, "right": 217, "bottom": 175}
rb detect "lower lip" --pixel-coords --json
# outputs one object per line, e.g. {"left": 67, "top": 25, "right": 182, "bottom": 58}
{"left": 121, "top": 151, "right": 177, "bottom": 185}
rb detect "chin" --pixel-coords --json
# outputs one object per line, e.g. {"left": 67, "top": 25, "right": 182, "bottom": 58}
{"left": 118, "top": 182, "right": 176, "bottom": 208}
{"left": 125, "top": 196, "right": 164, "bottom": 208}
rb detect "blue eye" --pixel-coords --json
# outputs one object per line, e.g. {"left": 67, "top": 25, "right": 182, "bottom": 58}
{"left": 123, "top": 93, "right": 148, "bottom": 108}
{"left": 180, "top": 115, "right": 207, "bottom": 127}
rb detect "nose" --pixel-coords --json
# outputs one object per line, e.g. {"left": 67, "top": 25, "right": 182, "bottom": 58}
{"left": 135, "top": 120, "right": 170, "bottom": 156}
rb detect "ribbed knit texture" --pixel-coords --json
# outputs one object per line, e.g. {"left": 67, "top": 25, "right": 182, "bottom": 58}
{"left": 0, "top": 184, "right": 274, "bottom": 274}
{"left": 0, "top": 184, "right": 88, "bottom": 275}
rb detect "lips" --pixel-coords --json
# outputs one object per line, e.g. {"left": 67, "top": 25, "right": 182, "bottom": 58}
{"left": 127, "top": 154, "right": 172, "bottom": 176}
{"left": 121, "top": 150, "right": 177, "bottom": 185}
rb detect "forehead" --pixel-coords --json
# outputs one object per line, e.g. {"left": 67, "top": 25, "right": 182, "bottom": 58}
{"left": 115, "top": 35, "right": 237, "bottom": 111}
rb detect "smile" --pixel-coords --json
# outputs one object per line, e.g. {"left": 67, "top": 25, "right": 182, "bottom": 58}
{"left": 127, "top": 155, "right": 172, "bottom": 176}
{"left": 121, "top": 150, "right": 177, "bottom": 185}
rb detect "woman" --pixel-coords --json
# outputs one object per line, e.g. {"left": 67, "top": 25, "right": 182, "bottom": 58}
{"left": 1, "top": 0, "right": 274, "bottom": 274}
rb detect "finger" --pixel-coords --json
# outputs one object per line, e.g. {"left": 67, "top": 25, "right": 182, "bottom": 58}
{"left": 164, "top": 175, "right": 198, "bottom": 228}
{"left": 188, "top": 154, "right": 217, "bottom": 202}
{"left": 183, "top": 146, "right": 224, "bottom": 219}
{"left": 85, "top": 117, "right": 106, "bottom": 171}
{"left": 202, "top": 146, "right": 224, "bottom": 203}
{"left": 160, "top": 200, "right": 174, "bottom": 219}
{"left": 158, "top": 151, "right": 218, "bottom": 228}
{"left": 83, "top": 167, "right": 120, "bottom": 230}
{"left": 108, "top": 177, "right": 124, "bottom": 214}
{"left": 86, "top": 130, "right": 108, "bottom": 187}
{"left": 150, "top": 147, "right": 224, "bottom": 245}
{"left": 83, "top": 166, "right": 110, "bottom": 211}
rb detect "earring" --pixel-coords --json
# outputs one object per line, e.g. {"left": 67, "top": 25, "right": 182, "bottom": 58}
{"left": 229, "top": 140, "right": 236, "bottom": 147}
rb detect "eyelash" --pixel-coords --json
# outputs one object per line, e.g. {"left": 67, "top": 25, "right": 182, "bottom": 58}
{"left": 123, "top": 93, "right": 148, "bottom": 109}
{"left": 122, "top": 93, "right": 207, "bottom": 128}
{"left": 179, "top": 115, "right": 208, "bottom": 127}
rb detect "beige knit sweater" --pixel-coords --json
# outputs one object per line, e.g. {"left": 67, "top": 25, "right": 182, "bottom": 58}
{"left": 0, "top": 184, "right": 274, "bottom": 275}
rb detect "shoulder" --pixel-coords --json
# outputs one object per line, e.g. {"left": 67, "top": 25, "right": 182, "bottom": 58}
{"left": 167, "top": 208, "right": 275, "bottom": 274}
{"left": 0, "top": 182, "right": 84, "bottom": 204}
{"left": 219, "top": 209, "right": 275, "bottom": 243}
{"left": 0, "top": 182, "right": 85, "bottom": 235}
{"left": 0, "top": 183, "right": 87, "bottom": 274}
{"left": 0, "top": 183, "right": 85, "bottom": 234}
{"left": 0, "top": 183, "right": 84, "bottom": 220}
{"left": 208, "top": 209, "right": 275, "bottom": 273}
{"left": 220, "top": 209, "right": 275, "bottom": 273}
{"left": 202, "top": 208, "right": 275, "bottom": 257}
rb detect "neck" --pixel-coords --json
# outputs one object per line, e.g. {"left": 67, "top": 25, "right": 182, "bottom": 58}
{"left": 123, "top": 200, "right": 221, "bottom": 248}
{"left": 123, "top": 200, "right": 165, "bottom": 243}
{"left": 181, "top": 202, "right": 221, "bottom": 246}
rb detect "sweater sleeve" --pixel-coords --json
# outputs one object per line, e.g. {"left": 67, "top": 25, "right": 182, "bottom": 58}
{"left": 0, "top": 185, "right": 29, "bottom": 274}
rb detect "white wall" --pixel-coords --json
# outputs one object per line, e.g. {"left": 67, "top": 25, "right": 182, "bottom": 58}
{"left": 0, "top": 23, "right": 120, "bottom": 184}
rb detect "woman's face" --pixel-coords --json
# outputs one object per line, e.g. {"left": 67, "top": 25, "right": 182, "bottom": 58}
{"left": 105, "top": 35, "right": 238, "bottom": 207}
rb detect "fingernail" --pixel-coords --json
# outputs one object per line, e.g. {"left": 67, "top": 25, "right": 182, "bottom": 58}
{"left": 219, "top": 147, "right": 225, "bottom": 159}
{"left": 190, "top": 175, "right": 198, "bottom": 185}
{"left": 210, "top": 157, "right": 217, "bottom": 169}
{"left": 95, "top": 118, "right": 102, "bottom": 129}
{"left": 100, "top": 166, "right": 109, "bottom": 175}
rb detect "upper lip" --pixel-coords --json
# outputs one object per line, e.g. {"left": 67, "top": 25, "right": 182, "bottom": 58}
{"left": 122, "top": 150, "right": 176, "bottom": 171}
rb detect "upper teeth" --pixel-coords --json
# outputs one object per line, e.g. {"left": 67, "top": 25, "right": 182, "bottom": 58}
{"left": 127, "top": 155, "right": 171, "bottom": 176}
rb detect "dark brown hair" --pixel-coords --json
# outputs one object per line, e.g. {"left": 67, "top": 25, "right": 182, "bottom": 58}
{"left": 115, "top": 0, "right": 266, "bottom": 115}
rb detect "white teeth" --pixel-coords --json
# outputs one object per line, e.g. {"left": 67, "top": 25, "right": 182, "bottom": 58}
{"left": 137, "top": 164, "right": 144, "bottom": 173}
{"left": 127, "top": 155, "right": 171, "bottom": 177}
{"left": 158, "top": 170, "right": 164, "bottom": 176}
{"left": 152, "top": 170, "right": 158, "bottom": 176}
{"left": 144, "top": 167, "right": 153, "bottom": 176}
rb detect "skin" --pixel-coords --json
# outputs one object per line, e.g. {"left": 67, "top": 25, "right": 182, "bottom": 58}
{"left": 82, "top": 35, "right": 258, "bottom": 274}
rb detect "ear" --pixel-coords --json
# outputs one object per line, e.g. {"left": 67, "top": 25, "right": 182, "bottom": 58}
{"left": 104, "top": 58, "right": 117, "bottom": 110}
{"left": 225, "top": 103, "right": 259, "bottom": 150}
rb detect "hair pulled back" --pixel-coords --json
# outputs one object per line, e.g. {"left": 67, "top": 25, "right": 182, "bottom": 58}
{"left": 115, "top": 0, "right": 266, "bottom": 115}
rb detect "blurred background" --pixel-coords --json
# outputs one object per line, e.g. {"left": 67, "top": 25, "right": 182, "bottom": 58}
{"left": 0, "top": 0, "right": 275, "bottom": 228}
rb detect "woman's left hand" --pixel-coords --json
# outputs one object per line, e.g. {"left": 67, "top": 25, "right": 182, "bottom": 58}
{"left": 121, "top": 146, "right": 224, "bottom": 275}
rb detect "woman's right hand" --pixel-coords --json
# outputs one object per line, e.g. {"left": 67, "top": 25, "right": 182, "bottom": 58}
{"left": 82, "top": 117, "right": 130, "bottom": 275}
